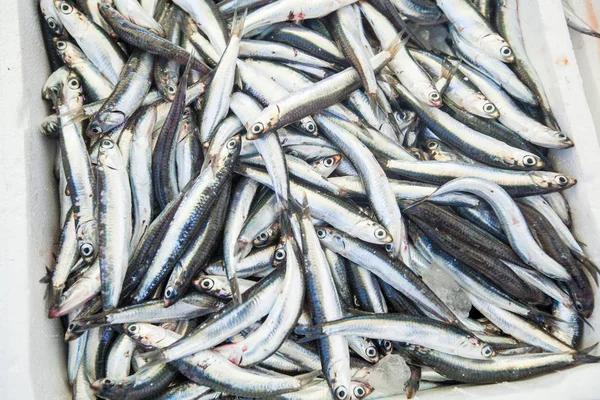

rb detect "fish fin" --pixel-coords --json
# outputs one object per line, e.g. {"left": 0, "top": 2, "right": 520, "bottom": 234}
{"left": 179, "top": 49, "right": 195, "bottom": 94}
{"left": 39, "top": 266, "right": 53, "bottom": 284}
{"left": 296, "top": 370, "right": 323, "bottom": 388}
{"left": 436, "top": 57, "right": 461, "bottom": 95}
{"left": 528, "top": 308, "right": 569, "bottom": 326}
{"left": 402, "top": 197, "right": 429, "bottom": 212}
{"left": 578, "top": 314, "right": 595, "bottom": 331}
{"left": 578, "top": 342, "right": 599, "bottom": 355}
{"left": 227, "top": 246, "right": 244, "bottom": 305}
{"left": 385, "top": 30, "right": 410, "bottom": 61}
{"left": 135, "top": 349, "right": 168, "bottom": 370}
{"left": 55, "top": 106, "right": 92, "bottom": 127}
{"left": 581, "top": 258, "right": 600, "bottom": 280}
{"left": 344, "top": 307, "right": 375, "bottom": 317}
{"left": 295, "top": 324, "right": 326, "bottom": 343}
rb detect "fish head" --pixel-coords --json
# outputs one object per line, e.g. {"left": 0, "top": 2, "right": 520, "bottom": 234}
{"left": 125, "top": 323, "right": 169, "bottom": 348}
{"left": 43, "top": 14, "right": 64, "bottom": 36}
{"left": 54, "top": 1, "right": 89, "bottom": 39}
{"left": 351, "top": 381, "right": 374, "bottom": 399}
{"left": 530, "top": 172, "right": 577, "bottom": 192}
{"left": 247, "top": 104, "right": 279, "bottom": 139}
{"left": 456, "top": 336, "right": 495, "bottom": 359}
{"left": 90, "top": 377, "right": 134, "bottom": 398}
{"left": 76, "top": 220, "right": 98, "bottom": 263}
{"left": 518, "top": 153, "right": 544, "bottom": 170}
{"left": 481, "top": 35, "right": 514, "bottom": 63}
{"left": 272, "top": 240, "right": 287, "bottom": 267}
{"left": 97, "top": 137, "right": 127, "bottom": 170}
{"left": 53, "top": 37, "right": 70, "bottom": 61}
{"left": 195, "top": 276, "right": 232, "bottom": 299}
{"left": 316, "top": 226, "right": 350, "bottom": 254}
{"left": 312, "top": 154, "right": 342, "bottom": 176}
{"left": 42, "top": 66, "right": 69, "bottom": 101}
{"left": 63, "top": 70, "right": 83, "bottom": 102}
{"left": 88, "top": 110, "right": 126, "bottom": 136}
{"left": 40, "top": 115, "right": 59, "bottom": 138}
{"left": 552, "top": 131, "right": 574, "bottom": 148}
{"left": 462, "top": 93, "right": 500, "bottom": 119}
{"left": 415, "top": 82, "right": 442, "bottom": 107}
{"left": 573, "top": 292, "right": 594, "bottom": 318}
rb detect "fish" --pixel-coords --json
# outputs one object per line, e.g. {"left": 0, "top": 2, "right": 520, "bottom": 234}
{"left": 38, "top": 2, "right": 597, "bottom": 399}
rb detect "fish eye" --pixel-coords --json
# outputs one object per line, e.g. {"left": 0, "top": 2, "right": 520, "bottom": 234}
{"left": 167, "top": 85, "right": 176, "bottom": 93}
{"left": 68, "top": 323, "right": 75, "bottom": 331}
{"left": 523, "top": 155, "right": 537, "bottom": 167}
{"left": 366, "top": 346, "right": 377, "bottom": 358}
{"left": 481, "top": 345, "right": 494, "bottom": 358}
{"left": 56, "top": 40, "right": 66, "bottom": 50}
{"left": 251, "top": 122, "right": 264, "bottom": 135}
{"left": 275, "top": 249, "right": 286, "bottom": 261}
{"left": 305, "top": 121, "right": 316, "bottom": 133}
{"left": 68, "top": 78, "right": 81, "bottom": 89}
{"left": 288, "top": 150, "right": 299, "bottom": 157}
{"left": 103, "top": 378, "right": 114, "bottom": 387}
{"left": 374, "top": 228, "right": 387, "bottom": 240}
{"left": 335, "top": 386, "right": 348, "bottom": 400}
{"left": 226, "top": 139, "right": 237, "bottom": 149}
{"left": 200, "top": 278, "right": 214, "bottom": 290}
{"left": 165, "top": 287, "right": 174, "bottom": 298}
{"left": 101, "top": 139, "right": 114, "bottom": 148}
{"left": 48, "top": 19, "right": 58, "bottom": 29}
{"left": 128, "top": 325, "right": 138, "bottom": 332}
{"left": 382, "top": 340, "right": 393, "bottom": 351}
{"left": 501, "top": 46, "right": 512, "bottom": 57}
{"left": 429, "top": 92, "right": 440, "bottom": 101}
{"left": 427, "top": 141, "right": 438, "bottom": 150}
{"left": 354, "top": 385, "right": 367, "bottom": 399}
{"left": 60, "top": 3, "right": 73, "bottom": 14}
{"left": 575, "top": 301, "right": 584, "bottom": 312}
{"left": 556, "top": 133, "right": 567, "bottom": 140}
{"left": 483, "top": 103, "right": 496, "bottom": 114}
{"left": 259, "top": 232, "right": 269, "bottom": 241}
{"left": 316, "top": 229, "right": 327, "bottom": 239}
{"left": 80, "top": 243, "right": 94, "bottom": 257}
{"left": 323, "top": 157, "right": 334, "bottom": 167}
{"left": 385, "top": 243, "right": 393, "bottom": 252}
{"left": 556, "top": 175, "right": 569, "bottom": 185}
{"left": 90, "top": 126, "right": 103, "bottom": 135}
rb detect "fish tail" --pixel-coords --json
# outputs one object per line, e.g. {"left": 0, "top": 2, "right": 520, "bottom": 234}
{"left": 367, "top": 91, "right": 378, "bottom": 116}
{"left": 295, "top": 370, "right": 322, "bottom": 388}
{"left": 74, "top": 310, "right": 111, "bottom": 330}
{"left": 228, "top": 276, "right": 243, "bottom": 305}
{"left": 180, "top": 49, "right": 195, "bottom": 91}
{"left": 46, "top": 284, "right": 65, "bottom": 317}
{"left": 295, "top": 324, "right": 325, "bottom": 343}
{"left": 230, "top": 9, "right": 247, "bottom": 39}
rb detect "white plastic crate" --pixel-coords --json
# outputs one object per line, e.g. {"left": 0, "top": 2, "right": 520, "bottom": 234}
{"left": 0, "top": 0, "right": 599, "bottom": 399}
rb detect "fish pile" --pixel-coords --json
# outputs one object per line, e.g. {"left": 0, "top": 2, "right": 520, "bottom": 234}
{"left": 38, "top": 0, "right": 600, "bottom": 399}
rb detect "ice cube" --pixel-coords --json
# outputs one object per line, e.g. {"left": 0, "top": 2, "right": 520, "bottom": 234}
{"left": 366, "top": 354, "right": 411, "bottom": 397}
{"left": 420, "top": 264, "right": 472, "bottom": 318}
